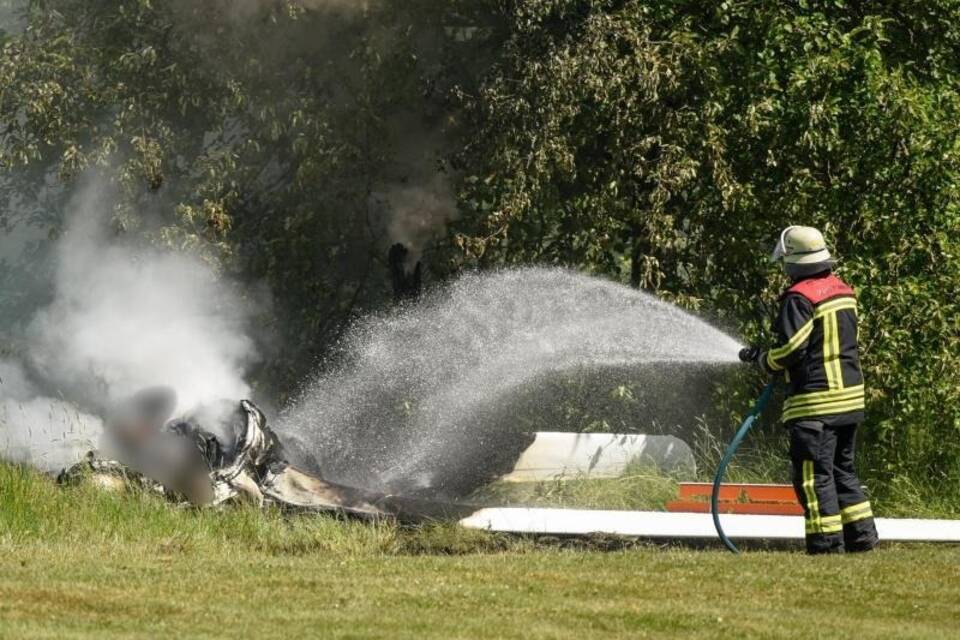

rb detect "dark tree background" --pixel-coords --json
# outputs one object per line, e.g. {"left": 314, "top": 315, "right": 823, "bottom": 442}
{"left": 1, "top": 0, "right": 958, "bottom": 503}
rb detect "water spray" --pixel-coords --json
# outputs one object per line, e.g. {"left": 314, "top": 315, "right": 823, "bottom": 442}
{"left": 711, "top": 381, "right": 777, "bottom": 553}
{"left": 278, "top": 267, "right": 743, "bottom": 497}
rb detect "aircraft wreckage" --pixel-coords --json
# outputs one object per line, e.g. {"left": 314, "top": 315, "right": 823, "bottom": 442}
{"left": 59, "top": 387, "right": 470, "bottom": 522}
{"left": 56, "top": 387, "right": 960, "bottom": 545}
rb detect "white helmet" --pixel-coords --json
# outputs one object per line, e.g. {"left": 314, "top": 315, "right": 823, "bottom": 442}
{"left": 771, "top": 225, "right": 834, "bottom": 264}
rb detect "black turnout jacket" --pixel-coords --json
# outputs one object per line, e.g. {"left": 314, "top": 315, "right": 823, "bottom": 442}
{"left": 761, "top": 271, "right": 865, "bottom": 426}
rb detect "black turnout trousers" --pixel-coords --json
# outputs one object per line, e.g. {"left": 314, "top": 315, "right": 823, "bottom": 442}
{"left": 788, "top": 421, "right": 879, "bottom": 554}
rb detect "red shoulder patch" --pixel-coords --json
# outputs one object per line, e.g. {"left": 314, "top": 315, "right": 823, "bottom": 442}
{"left": 787, "top": 273, "right": 854, "bottom": 304}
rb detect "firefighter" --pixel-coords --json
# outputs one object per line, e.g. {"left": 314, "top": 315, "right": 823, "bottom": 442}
{"left": 740, "top": 226, "right": 879, "bottom": 554}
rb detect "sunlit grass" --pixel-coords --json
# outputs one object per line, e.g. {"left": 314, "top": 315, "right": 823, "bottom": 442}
{"left": 2, "top": 463, "right": 960, "bottom": 638}
{"left": 469, "top": 462, "right": 680, "bottom": 511}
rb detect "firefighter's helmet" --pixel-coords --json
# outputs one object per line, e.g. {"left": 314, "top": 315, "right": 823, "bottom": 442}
{"left": 771, "top": 225, "right": 833, "bottom": 264}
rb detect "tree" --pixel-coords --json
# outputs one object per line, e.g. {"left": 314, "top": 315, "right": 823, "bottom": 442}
{"left": 454, "top": 0, "right": 960, "bottom": 497}
{"left": 0, "top": 0, "right": 485, "bottom": 392}
{"left": 2, "top": 0, "right": 958, "bottom": 499}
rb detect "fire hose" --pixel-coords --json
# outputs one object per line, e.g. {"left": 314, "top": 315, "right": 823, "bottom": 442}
{"left": 711, "top": 381, "right": 777, "bottom": 553}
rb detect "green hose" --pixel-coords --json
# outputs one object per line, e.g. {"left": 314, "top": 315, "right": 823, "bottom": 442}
{"left": 711, "top": 381, "right": 777, "bottom": 553}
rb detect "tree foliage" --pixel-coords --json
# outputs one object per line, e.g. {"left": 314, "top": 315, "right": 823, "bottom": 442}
{"left": 0, "top": 0, "right": 488, "bottom": 389}
{"left": 1, "top": 0, "right": 958, "bottom": 494}
{"left": 454, "top": 0, "right": 960, "bottom": 491}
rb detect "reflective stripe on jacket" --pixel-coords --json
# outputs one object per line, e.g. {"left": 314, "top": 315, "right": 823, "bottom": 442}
{"left": 762, "top": 272, "right": 865, "bottom": 424}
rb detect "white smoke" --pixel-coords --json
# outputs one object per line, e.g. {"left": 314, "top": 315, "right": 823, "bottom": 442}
{"left": 210, "top": 0, "right": 371, "bottom": 22}
{"left": 0, "top": 1, "right": 23, "bottom": 34}
{"left": 0, "top": 178, "right": 259, "bottom": 472}
{"left": 0, "top": 386, "right": 102, "bottom": 474}
{"left": 379, "top": 171, "right": 457, "bottom": 260}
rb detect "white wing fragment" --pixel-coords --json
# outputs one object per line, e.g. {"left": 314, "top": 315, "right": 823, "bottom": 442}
{"left": 460, "top": 507, "right": 960, "bottom": 543}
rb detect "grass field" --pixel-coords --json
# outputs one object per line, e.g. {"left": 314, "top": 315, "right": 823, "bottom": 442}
{"left": 2, "top": 463, "right": 959, "bottom": 639}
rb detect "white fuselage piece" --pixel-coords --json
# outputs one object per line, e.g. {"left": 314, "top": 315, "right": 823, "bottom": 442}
{"left": 502, "top": 432, "right": 695, "bottom": 482}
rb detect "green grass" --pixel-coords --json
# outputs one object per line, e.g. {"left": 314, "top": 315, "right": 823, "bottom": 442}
{"left": 4, "top": 543, "right": 960, "bottom": 639}
{"left": 2, "top": 463, "right": 960, "bottom": 639}
{"left": 469, "top": 463, "right": 680, "bottom": 510}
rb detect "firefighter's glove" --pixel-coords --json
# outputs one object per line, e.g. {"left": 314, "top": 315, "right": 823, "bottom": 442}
{"left": 738, "top": 346, "right": 761, "bottom": 364}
